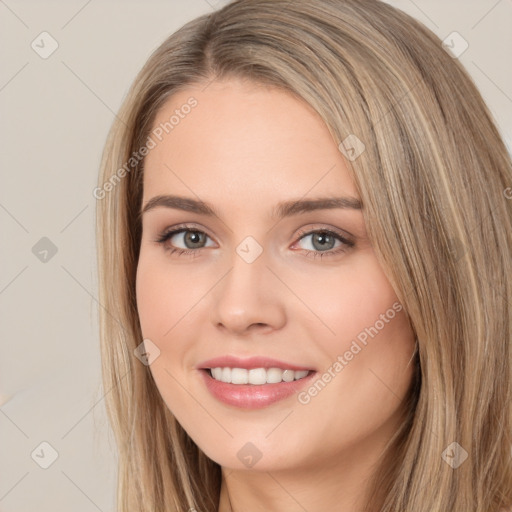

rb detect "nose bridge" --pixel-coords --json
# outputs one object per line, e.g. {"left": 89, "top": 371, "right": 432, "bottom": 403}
{"left": 221, "top": 239, "right": 270, "bottom": 305}
{"left": 210, "top": 236, "right": 286, "bottom": 333}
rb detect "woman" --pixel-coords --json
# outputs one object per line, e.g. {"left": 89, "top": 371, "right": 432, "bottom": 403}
{"left": 95, "top": 0, "right": 512, "bottom": 510}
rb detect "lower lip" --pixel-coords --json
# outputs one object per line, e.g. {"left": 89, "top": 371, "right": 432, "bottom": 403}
{"left": 199, "top": 369, "right": 317, "bottom": 409}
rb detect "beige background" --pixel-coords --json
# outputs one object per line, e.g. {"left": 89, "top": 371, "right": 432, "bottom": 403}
{"left": 1, "top": 1, "right": 511, "bottom": 510}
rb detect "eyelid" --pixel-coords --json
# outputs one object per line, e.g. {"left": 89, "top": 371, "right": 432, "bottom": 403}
{"left": 155, "top": 222, "right": 353, "bottom": 241}
{"left": 155, "top": 222, "right": 213, "bottom": 238}
{"left": 294, "top": 224, "right": 354, "bottom": 243}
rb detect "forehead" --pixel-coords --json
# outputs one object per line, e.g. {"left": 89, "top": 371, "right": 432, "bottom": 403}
{"left": 142, "top": 79, "right": 359, "bottom": 207}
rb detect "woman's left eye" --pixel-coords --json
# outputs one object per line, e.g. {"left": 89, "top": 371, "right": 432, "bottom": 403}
{"left": 293, "top": 229, "right": 355, "bottom": 259}
{"left": 155, "top": 225, "right": 354, "bottom": 260}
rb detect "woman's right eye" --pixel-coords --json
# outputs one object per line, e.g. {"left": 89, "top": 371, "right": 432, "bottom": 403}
{"left": 155, "top": 227, "right": 215, "bottom": 257}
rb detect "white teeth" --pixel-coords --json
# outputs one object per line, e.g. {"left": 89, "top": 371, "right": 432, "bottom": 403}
{"left": 266, "top": 367, "right": 283, "bottom": 383}
{"left": 249, "top": 368, "right": 267, "bottom": 385}
{"left": 231, "top": 368, "right": 248, "bottom": 384}
{"left": 208, "top": 367, "right": 310, "bottom": 385}
{"left": 282, "top": 369, "right": 295, "bottom": 382}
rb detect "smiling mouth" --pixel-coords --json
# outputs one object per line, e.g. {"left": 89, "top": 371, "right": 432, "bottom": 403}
{"left": 204, "top": 367, "right": 313, "bottom": 385}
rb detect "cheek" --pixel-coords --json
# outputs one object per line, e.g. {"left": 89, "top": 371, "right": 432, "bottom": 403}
{"left": 135, "top": 256, "right": 196, "bottom": 407}
{"left": 292, "top": 252, "right": 408, "bottom": 347}
{"left": 135, "top": 252, "right": 200, "bottom": 338}
{"left": 303, "top": 253, "right": 415, "bottom": 390}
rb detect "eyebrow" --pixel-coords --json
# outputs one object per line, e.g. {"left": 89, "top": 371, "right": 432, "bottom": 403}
{"left": 140, "top": 194, "right": 362, "bottom": 219}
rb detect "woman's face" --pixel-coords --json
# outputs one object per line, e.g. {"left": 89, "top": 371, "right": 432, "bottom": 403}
{"left": 136, "top": 78, "right": 416, "bottom": 474}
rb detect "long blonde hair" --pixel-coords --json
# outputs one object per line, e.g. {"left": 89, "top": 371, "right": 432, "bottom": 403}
{"left": 95, "top": 1, "right": 512, "bottom": 510}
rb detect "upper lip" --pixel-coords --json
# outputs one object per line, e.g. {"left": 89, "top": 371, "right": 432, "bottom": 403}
{"left": 196, "top": 355, "right": 315, "bottom": 372}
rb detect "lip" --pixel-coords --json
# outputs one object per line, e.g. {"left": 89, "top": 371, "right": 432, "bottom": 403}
{"left": 196, "top": 355, "right": 315, "bottom": 372}
{"left": 198, "top": 369, "right": 317, "bottom": 409}
{"left": 196, "top": 356, "right": 317, "bottom": 409}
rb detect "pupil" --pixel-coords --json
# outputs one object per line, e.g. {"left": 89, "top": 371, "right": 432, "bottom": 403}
{"left": 185, "top": 231, "right": 204, "bottom": 248}
{"left": 313, "top": 233, "right": 334, "bottom": 251}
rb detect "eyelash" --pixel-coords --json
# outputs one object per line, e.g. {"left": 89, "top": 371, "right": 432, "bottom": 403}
{"left": 154, "top": 223, "right": 355, "bottom": 260}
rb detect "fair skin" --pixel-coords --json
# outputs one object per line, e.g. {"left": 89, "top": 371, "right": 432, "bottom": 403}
{"left": 136, "top": 78, "right": 417, "bottom": 512}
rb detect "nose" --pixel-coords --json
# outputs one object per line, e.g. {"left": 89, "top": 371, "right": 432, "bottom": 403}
{"left": 209, "top": 245, "right": 287, "bottom": 336}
